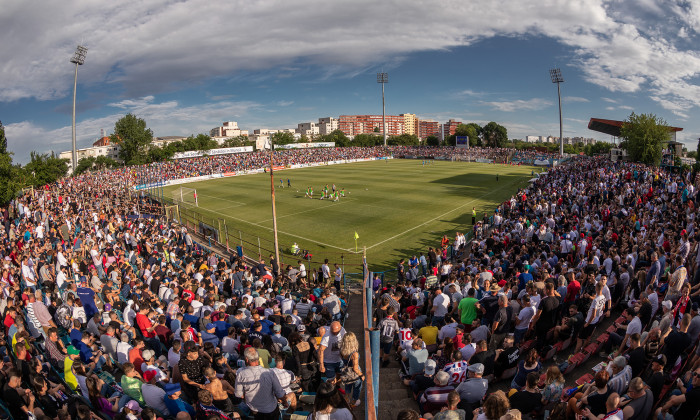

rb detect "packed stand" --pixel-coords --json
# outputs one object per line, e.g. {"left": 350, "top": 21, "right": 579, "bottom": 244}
{"left": 0, "top": 178, "right": 366, "bottom": 420}
{"left": 377, "top": 157, "right": 700, "bottom": 420}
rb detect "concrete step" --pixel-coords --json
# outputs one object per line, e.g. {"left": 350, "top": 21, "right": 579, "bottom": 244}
{"left": 379, "top": 387, "right": 412, "bottom": 401}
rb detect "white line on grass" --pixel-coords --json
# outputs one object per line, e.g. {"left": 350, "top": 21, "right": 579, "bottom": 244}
{"left": 197, "top": 193, "right": 248, "bottom": 206}
{"left": 199, "top": 206, "right": 356, "bottom": 253}
{"left": 256, "top": 198, "right": 357, "bottom": 224}
{"left": 364, "top": 178, "right": 524, "bottom": 251}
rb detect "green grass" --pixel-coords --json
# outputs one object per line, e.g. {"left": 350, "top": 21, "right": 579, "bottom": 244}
{"left": 164, "top": 160, "right": 536, "bottom": 272}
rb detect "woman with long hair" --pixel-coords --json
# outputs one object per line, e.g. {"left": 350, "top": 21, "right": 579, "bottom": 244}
{"left": 86, "top": 376, "right": 119, "bottom": 418}
{"left": 289, "top": 331, "right": 319, "bottom": 392}
{"left": 510, "top": 348, "right": 540, "bottom": 390}
{"left": 541, "top": 365, "right": 565, "bottom": 415}
{"left": 474, "top": 390, "right": 509, "bottom": 420}
{"left": 32, "top": 376, "right": 64, "bottom": 419}
{"left": 311, "top": 381, "right": 355, "bottom": 420}
{"left": 339, "top": 332, "right": 364, "bottom": 408}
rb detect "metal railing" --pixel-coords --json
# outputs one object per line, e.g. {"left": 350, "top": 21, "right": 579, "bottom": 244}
{"left": 362, "top": 252, "right": 378, "bottom": 420}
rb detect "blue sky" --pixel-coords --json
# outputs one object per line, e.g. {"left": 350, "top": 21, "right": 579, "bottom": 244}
{"left": 2, "top": 0, "right": 700, "bottom": 163}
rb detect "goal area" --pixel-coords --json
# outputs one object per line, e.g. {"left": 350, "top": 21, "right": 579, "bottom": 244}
{"left": 172, "top": 187, "right": 198, "bottom": 206}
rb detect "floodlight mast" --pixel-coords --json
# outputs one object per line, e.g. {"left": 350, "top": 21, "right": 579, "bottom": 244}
{"left": 550, "top": 68, "right": 564, "bottom": 158}
{"left": 70, "top": 45, "right": 88, "bottom": 173}
{"left": 377, "top": 72, "right": 388, "bottom": 147}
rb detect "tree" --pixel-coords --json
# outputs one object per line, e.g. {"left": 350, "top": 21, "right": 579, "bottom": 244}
{"left": 388, "top": 133, "right": 419, "bottom": 146}
{"left": 585, "top": 142, "right": 613, "bottom": 156}
{"left": 0, "top": 121, "right": 6, "bottom": 155}
{"left": 111, "top": 113, "right": 154, "bottom": 165}
{"left": 481, "top": 122, "right": 508, "bottom": 148}
{"left": 426, "top": 135, "right": 440, "bottom": 146}
{"left": 23, "top": 152, "right": 68, "bottom": 187}
{"left": 223, "top": 135, "right": 248, "bottom": 148}
{"left": 182, "top": 134, "right": 218, "bottom": 151}
{"left": 271, "top": 132, "right": 295, "bottom": 147}
{"left": 463, "top": 123, "right": 482, "bottom": 147}
{"left": 324, "top": 129, "right": 350, "bottom": 147}
{"left": 619, "top": 112, "right": 670, "bottom": 166}
{"left": 352, "top": 134, "right": 382, "bottom": 147}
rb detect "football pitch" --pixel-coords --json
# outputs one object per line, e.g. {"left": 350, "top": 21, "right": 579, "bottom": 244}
{"left": 164, "top": 159, "right": 537, "bottom": 271}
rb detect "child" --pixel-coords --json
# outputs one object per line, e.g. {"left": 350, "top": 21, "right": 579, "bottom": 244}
{"left": 203, "top": 367, "right": 236, "bottom": 414}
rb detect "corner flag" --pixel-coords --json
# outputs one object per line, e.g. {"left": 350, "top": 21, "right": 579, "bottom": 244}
{"left": 354, "top": 231, "right": 359, "bottom": 251}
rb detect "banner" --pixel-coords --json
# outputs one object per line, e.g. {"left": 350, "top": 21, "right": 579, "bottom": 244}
{"left": 534, "top": 159, "right": 551, "bottom": 166}
{"left": 274, "top": 142, "right": 335, "bottom": 150}
{"left": 173, "top": 146, "right": 253, "bottom": 159}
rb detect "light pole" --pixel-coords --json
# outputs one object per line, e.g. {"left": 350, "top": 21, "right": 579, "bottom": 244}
{"left": 268, "top": 137, "right": 280, "bottom": 267}
{"left": 70, "top": 45, "right": 88, "bottom": 173}
{"left": 549, "top": 68, "right": 564, "bottom": 158}
{"left": 377, "top": 72, "right": 388, "bottom": 147}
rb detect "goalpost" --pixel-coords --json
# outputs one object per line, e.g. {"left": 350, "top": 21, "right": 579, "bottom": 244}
{"left": 172, "top": 186, "right": 198, "bottom": 207}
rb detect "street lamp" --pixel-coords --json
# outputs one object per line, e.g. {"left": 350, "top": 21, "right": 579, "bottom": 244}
{"left": 549, "top": 68, "right": 564, "bottom": 158}
{"left": 377, "top": 72, "right": 388, "bottom": 147}
{"left": 268, "top": 137, "right": 280, "bottom": 267}
{"left": 70, "top": 45, "right": 88, "bottom": 173}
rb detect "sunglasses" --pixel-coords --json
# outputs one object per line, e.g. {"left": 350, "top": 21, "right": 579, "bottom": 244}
{"left": 693, "top": 372, "right": 700, "bottom": 378}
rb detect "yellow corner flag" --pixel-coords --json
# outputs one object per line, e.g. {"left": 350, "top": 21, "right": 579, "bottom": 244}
{"left": 354, "top": 231, "right": 359, "bottom": 251}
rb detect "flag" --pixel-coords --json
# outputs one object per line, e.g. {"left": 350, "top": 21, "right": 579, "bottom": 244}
{"left": 354, "top": 231, "right": 359, "bottom": 240}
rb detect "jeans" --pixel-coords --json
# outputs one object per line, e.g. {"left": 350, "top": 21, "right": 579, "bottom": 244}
{"left": 118, "top": 394, "right": 133, "bottom": 410}
{"left": 345, "top": 378, "right": 363, "bottom": 401}
{"left": 323, "top": 361, "right": 342, "bottom": 379}
{"left": 513, "top": 328, "right": 527, "bottom": 346}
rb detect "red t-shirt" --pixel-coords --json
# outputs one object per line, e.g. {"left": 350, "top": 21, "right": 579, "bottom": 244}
{"left": 3, "top": 314, "right": 15, "bottom": 330}
{"left": 565, "top": 280, "right": 581, "bottom": 303}
{"left": 129, "top": 347, "right": 144, "bottom": 374}
{"left": 135, "top": 313, "right": 156, "bottom": 338}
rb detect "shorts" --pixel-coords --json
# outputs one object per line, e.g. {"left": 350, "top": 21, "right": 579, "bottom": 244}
{"left": 380, "top": 341, "right": 393, "bottom": 354}
{"left": 579, "top": 322, "right": 597, "bottom": 340}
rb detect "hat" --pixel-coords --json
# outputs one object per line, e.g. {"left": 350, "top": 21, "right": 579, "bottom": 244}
{"left": 662, "top": 300, "right": 673, "bottom": 311}
{"left": 498, "top": 279, "right": 507, "bottom": 287}
{"left": 142, "top": 349, "right": 155, "bottom": 361}
{"left": 143, "top": 370, "right": 157, "bottom": 382}
{"left": 654, "top": 354, "right": 667, "bottom": 366}
{"left": 468, "top": 363, "right": 485, "bottom": 375}
{"left": 424, "top": 359, "right": 437, "bottom": 375}
{"left": 297, "top": 324, "right": 306, "bottom": 332}
{"left": 199, "top": 264, "right": 208, "bottom": 271}
{"left": 164, "top": 383, "right": 181, "bottom": 396}
{"left": 125, "top": 400, "right": 142, "bottom": 413}
{"left": 489, "top": 283, "right": 500, "bottom": 293}
{"left": 66, "top": 345, "right": 80, "bottom": 356}
{"left": 205, "top": 323, "right": 215, "bottom": 331}
{"left": 273, "top": 325, "right": 282, "bottom": 332}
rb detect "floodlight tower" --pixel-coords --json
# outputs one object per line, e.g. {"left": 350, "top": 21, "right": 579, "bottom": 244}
{"left": 550, "top": 68, "right": 564, "bottom": 158}
{"left": 377, "top": 72, "right": 388, "bottom": 147}
{"left": 70, "top": 45, "right": 88, "bottom": 172}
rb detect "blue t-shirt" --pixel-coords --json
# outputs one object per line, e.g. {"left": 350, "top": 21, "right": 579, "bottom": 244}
{"left": 77, "top": 287, "right": 98, "bottom": 320}
{"left": 70, "top": 328, "right": 83, "bottom": 346}
{"left": 163, "top": 397, "right": 195, "bottom": 417}
{"left": 518, "top": 272, "right": 533, "bottom": 291}
{"left": 76, "top": 341, "right": 93, "bottom": 364}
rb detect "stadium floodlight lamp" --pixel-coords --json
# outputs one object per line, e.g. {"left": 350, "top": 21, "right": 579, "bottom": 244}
{"left": 377, "top": 72, "right": 389, "bottom": 147}
{"left": 70, "top": 45, "right": 88, "bottom": 172}
{"left": 550, "top": 67, "right": 564, "bottom": 158}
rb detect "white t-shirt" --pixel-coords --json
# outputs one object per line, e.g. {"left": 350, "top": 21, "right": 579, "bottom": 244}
{"left": 625, "top": 317, "right": 642, "bottom": 347}
{"left": 320, "top": 328, "right": 346, "bottom": 363}
{"left": 587, "top": 295, "right": 607, "bottom": 325}
{"left": 516, "top": 305, "right": 536, "bottom": 331}
{"left": 311, "top": 408, "right": 354, "bottom": 420}
{"left": 433, "top": 293, "right": 449, "bottom": 317}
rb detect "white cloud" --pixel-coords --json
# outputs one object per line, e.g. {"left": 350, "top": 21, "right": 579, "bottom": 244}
{"left": 564, "top": 96, "right": 590, "bottom": 103}
{"left": 602, "top": 97, "right": 618, "bottom": 103}
{"left": 5, "top": 97, "right": 263, "bottom": 163}
{"left": 276, "top": 101, "right": 294, "bottom": 107}
{"left": 0, "top": 0, "right": 697, "bottom": 118}
{"left": 483, "top": 98, "right": 552, "bottom": 112}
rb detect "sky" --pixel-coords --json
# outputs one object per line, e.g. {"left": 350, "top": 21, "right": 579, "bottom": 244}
{"left": 2, "top": 0, "right": 700, "bottom": 164}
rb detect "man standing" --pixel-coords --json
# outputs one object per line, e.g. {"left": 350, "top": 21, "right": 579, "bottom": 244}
{"left": 235, "top": 347, "right": 291, "bottom": 420}
{"left": 458, "top": 288, "right": 479, "bottom": 327}
{"left": 318, "top": 321, "right": 346, "bottom": 378}
{"left": 431, "top": 288, "right": 450, "bottom": 327}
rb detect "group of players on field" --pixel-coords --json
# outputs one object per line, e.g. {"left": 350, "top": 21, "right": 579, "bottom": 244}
{"left": 304, "top": 183, "right": 346, "bottom": 201}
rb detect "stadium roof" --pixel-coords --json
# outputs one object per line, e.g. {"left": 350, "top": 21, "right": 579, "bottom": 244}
{"left": 588, "top": 118, "right": 683, "bottom": 137}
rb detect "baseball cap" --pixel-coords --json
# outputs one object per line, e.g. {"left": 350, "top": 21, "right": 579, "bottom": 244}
{"left": 273, "top": 325, "right": 282, "bottom": 333}
{"left": 141, "top": 349, "right": 155, "bottom": 361}
{"left": 143, "top": 370, "right": 157, "bottom": 382}
{"left": 662, "top": 300, "right": 673, "bottom": 311}
{"left": 424, "top": 359, "right": 437, "bottom": 375}
{"left": 66, "top": 345, "right": 80, "bottom": 356}
{"left": 297, "top": 324, "right": 306, "bottom": 332}
{"left": 654, "top": 354, "right": 667, "bottom": 366}
{"left": 468, "top": 363, "right": 485, "bottom": 375}
{"left": 164, "top": 383, "right": 181, "bottom": 396}
{"left": 125, "top": 400, "right": 142, "bottom": 413}
{"left": 205, "top": 323, "right": 216, "bottom": 331}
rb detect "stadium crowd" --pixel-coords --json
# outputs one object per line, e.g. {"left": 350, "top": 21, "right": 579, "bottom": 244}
{"left": 1, "top": 147, "right": 699, "bottom": 420}
{"left": 380, "top": 157, "right": 700, "bottom": 420}
{"left": 0, "top": 168, "right": 363, "bottom": 420}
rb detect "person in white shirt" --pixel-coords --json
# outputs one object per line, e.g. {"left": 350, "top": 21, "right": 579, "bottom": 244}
{"left": 514, "top": 294, "right": 535, "bottom": 345}
{"left": 431, "top": 289, "right": 450, "bottom": 326}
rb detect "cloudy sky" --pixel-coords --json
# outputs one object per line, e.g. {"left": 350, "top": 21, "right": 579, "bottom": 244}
{"left": 2, "top": 0, "right": 700, "bottom": 163}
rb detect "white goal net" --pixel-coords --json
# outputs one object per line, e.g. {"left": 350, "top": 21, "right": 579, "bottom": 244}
{"left": 172, "top": 187, "right": 198, "bottom": 206}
